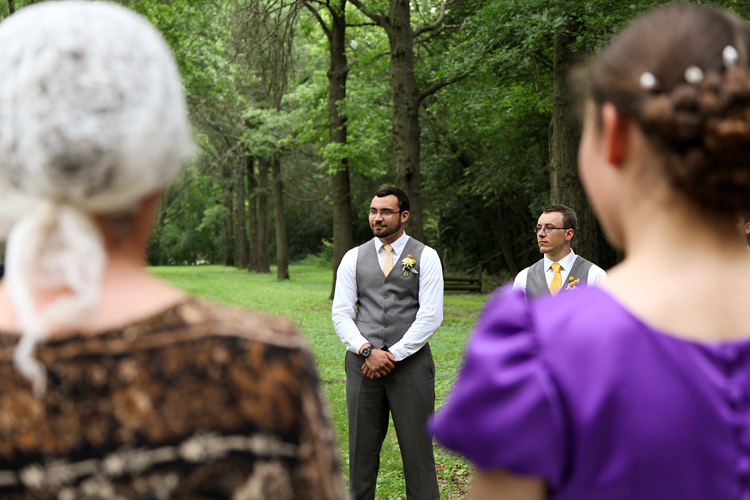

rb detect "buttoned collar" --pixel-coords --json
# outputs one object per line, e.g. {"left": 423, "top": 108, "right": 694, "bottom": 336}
{"left": 543, "top": 248, "right": 577, "bottom": 272}
{"left": 373, "top": 232, "right": 410, "bottom": 258}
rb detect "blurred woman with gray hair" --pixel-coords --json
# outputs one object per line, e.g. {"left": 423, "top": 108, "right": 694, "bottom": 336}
{"left": 0, "top": 2, "right": 345, "bottom": 499}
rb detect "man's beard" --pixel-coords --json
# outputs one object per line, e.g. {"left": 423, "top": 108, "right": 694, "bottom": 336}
{"left": 371, "top": 220, "right": 401, "bottom": 239}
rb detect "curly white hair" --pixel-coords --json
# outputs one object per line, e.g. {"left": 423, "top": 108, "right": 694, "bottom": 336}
{"left": 0, "top": 1, "right": 192, "bottom": 396}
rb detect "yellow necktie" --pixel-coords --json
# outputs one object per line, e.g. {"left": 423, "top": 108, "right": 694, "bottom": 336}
{"left": 550, "top": 263, "right": 562, "bottom": 295}
{"left": 383, "top": 244, "right": 394, "bottom": 276}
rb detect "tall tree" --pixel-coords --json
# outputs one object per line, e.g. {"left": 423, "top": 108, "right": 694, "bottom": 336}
{"left": 246, "top": 155, "right": 260, "bottom": 272}
{"left": 221, "top": 164, "right": 236, "bottom": 266}
{"left": 349, "top": 0, "right": 456, "bottom": 242}
{"left": 272, "top": 154, "right": 290, "bottom": 279}
{"left": 232, "top": 0, "right": 297, "bottom": 278}
{"left": 302, "top": 0, "right": 353, "bottom": 297}
{"left": 548, "top": 21, "right": 597, "bottom": 259}
{"left": 234, "top": 161, "right": 249, "bottom": 268}
{"left": 435, "top": 0, "right": 671, "bottom": 269}
{"left": 256, "top": 158, "right": 271, "bottom": 273}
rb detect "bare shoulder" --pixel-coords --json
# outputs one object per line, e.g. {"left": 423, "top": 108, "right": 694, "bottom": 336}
{"left": 602, "top": 260, "right": 750, "bottom": 342}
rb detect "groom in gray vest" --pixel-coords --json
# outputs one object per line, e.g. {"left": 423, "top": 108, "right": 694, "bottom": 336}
{"left": 332, "top": 187, "right": 443, "bottom": 500}
{"left": 513, "top": 204, "right": 607, "bottom": 299}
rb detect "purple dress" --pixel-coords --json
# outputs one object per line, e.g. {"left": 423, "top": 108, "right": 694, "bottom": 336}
{"left": 430, "top": 286, "right": 750, "bottom": 500}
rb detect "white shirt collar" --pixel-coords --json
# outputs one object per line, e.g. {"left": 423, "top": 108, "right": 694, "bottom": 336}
{"left": 543, "top": 248, "right": 577, "bottom": 271}
{"left": 373, "top": 232, "right": 409, "bottom": 257}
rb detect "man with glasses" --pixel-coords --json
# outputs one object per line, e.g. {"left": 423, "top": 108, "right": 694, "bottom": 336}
{"left": 513, "top": 204, "right": 607, "bottom": 299}
{"left": 332, "top": 186, "right": 443, "bottom": 500}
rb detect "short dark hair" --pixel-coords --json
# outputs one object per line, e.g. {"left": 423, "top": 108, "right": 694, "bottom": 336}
{"left": 543, "top": 204, "right": 578, "bottom": 235}
{"left": 374, "top": 186, "right": 410, "bottom": 213}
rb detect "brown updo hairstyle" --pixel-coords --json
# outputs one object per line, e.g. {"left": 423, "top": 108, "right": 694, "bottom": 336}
{"left": 587, "top": 4, "right": 750, "bottom": 214}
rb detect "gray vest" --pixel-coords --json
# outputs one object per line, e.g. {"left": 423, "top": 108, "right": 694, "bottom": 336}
{"left": 354, "top": 238, "right": 425, "bottom": 349}
{"left": 526, "top": 255, "right": 593, "bottom": 299}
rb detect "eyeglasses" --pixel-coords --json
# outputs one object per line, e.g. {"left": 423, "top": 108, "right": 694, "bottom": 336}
{"left": 368, "top": 209, "right": 401, "bottom": 217}
{"left": 534, "top": 226, "right": 570, "bottom": 234}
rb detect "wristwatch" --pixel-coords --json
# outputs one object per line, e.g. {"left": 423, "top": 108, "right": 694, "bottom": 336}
{"left": 361, "top": 345, "right": 373, "bottom": 358}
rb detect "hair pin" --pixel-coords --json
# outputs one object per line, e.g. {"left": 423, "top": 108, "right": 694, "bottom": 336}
{"left": 639, "top": 71, "right": 658, "bottom": 90}
{"left": 723, "top": 45, "right": 739, "bottom": 69}
{"left": 684, "top": 65, "right": 704, "bottom": 84}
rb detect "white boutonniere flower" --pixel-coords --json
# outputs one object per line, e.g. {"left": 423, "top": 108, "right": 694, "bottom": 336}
{"left": 401, "top": 254, "right": 418, "bottom": 277}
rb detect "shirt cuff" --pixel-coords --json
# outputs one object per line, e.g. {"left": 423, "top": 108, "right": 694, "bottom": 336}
{"left": 346, "top": 333, "right": 370, "bottom": 354}
{"left": 388, "top": 345, "right": 408, "bottom": 362}
{"left": 356, "top": 340, "right": 371, "bottom": 355}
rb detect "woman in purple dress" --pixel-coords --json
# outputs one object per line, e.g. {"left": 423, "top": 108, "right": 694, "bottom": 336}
{"left": 431, "top": 4, "right": 750, "bottom": 500}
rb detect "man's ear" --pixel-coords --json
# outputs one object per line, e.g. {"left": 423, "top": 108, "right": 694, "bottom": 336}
{"left": 401, "top": 210, "right": 410, "bottom": 224}
{"left": 565, "top": 228, "right": 574, "bottom": 243}
{"left": 601, "top": 103, "right": 629, "bottom": 167}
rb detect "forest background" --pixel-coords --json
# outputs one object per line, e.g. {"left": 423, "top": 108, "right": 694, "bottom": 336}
{"left": 1, "top": 0, "right": 747, "bottom": 291}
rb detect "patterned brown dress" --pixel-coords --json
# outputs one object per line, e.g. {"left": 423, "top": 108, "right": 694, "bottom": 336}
{"left": 0, "top": 298, "right": 347, "bottom": 500}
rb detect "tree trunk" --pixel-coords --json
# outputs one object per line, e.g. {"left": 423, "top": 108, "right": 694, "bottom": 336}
{"left": 485, "top": 205, "right": 518, "bottom": 275}
{"left": 515, "top": 196, "right": 534, "bottom": 267}
{"left": 256, "top": 157, "right": 271, "bottom": 273}
{"left": 328, "top": 0, "right": 353, "bottom": 298}
{"left": 246, "top": 155, "right": 260, "bottom": 272}
{"left": 149, "top": 193, "right": 170, "bottom": 265}
{"left": 272, "top": 155, "right": 289, "bottom": 280}
{"left": 549, "top": 29, "right": 599, "bottom": 263}
{"left": 235, "top": 160, "right": 248, "bottom": 269}
{"left": 435, "top": 211, "right": 446, "bottom": 272}
{"left": 223, "top": 190, "right": 235, "bottom": 267}
{"left": 388, "top": 0, "right": 423, "bottom": 242}
{"left": 349, "top": 0, "right": 452, "bottom": 243}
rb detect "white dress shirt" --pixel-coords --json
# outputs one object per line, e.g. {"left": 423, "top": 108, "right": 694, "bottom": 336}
{"left": 513, "top": 249, "right": 607, "bottom": 293}
{"left": 331, "top": 233, "right": 444, "bottom": 361}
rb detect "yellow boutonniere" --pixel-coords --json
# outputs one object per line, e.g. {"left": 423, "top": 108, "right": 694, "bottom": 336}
{"left": 564, "top": 276, "right": 580, "bottom": 291}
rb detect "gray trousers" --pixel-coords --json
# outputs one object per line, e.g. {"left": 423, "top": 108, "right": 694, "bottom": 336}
{"left": 345, "top": 344, "right": 440, "bottom": 500}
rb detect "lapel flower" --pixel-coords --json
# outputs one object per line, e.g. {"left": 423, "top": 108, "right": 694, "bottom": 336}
{"left": 401, "top": 254, "right": 418, "bottom": 277}
{"left": 564, "top": 276, "right": 580, "bottom": 291}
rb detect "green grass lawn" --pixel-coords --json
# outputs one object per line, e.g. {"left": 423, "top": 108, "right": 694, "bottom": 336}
{"left": 151, "top": 264, "right": 490, "bottom": 500}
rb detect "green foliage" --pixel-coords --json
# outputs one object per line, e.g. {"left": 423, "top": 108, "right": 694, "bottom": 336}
{"left": 21, "top": 0, "right": 743, "bottom": 274}
{"left": 0, "top": 0, "right": 37, "bottom": 20}
{"left": 148, "top": 165, "right": 226, "bottom": 265}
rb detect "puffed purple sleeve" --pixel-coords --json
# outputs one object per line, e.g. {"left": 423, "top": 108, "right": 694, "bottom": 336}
{"left": 429, "top": 286, "right": 568, "bottom": 487}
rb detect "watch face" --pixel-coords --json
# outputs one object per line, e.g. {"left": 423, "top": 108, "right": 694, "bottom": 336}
{"left": 362, "top": 346, "right": 372, "bottom": 357}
